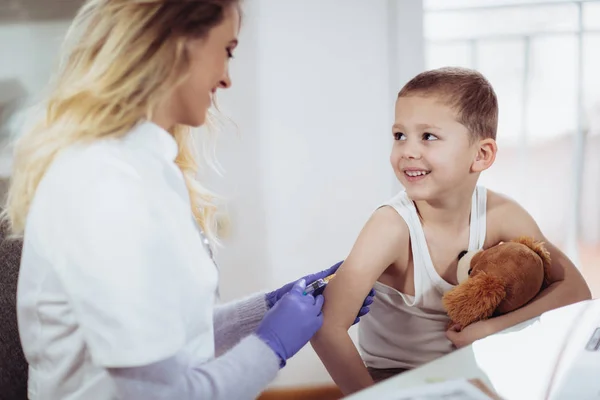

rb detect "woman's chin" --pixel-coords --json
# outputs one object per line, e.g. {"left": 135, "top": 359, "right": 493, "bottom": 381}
{"left": 180, "top": 112, "right": 207, "bottom": 128}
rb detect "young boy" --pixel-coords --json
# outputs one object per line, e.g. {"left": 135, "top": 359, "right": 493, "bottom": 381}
{"left": 311, "top": 67, "right": 591, "bottom": 396}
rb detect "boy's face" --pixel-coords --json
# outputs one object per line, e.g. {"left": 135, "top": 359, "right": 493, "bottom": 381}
{"left": 390, "top": 95, "right": 482, "bottom": 201}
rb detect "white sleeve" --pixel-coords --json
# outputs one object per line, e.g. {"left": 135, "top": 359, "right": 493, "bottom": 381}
{"left": 108, "top": 335, "right": 280, "bottom": 400}
{"left": 213, "top": 293, "right": 268, "bottom": 355}
{"left": 52, "top": 159, "right": 192, "bottom": 367}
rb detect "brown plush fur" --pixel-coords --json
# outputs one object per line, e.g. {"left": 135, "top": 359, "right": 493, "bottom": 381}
{"left": 442, "top": 236, "right": 552, "bottom": 329}
{"left": 443, "top": 272, "right": 506, "bottom": 329}
{"left": 511, "top": 236, "right": 553, "bottom": 288}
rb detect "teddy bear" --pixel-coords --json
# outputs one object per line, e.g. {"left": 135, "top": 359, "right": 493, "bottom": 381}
{"left": 442, "top": 236, "right": 552, "bottom": 330}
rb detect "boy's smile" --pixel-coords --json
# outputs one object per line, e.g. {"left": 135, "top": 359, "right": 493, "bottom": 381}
{"left": 391, "top": 95, "right": 477, "bottom": 200}
{"left": 403, "top": 167, "right": 431, "bottom": 182}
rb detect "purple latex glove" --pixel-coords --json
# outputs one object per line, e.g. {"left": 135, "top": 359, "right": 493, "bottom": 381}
{"left": 355, "top": 289, "right": 375, "bottom": 324}
{"left": 265, "top": 262, "right": 341, "bottom": 308}
{"left": 256, "top": 279, "right": 324, "bottom": 368}
{"left": 265, "top": 260, "right": 375, "bottom": 324}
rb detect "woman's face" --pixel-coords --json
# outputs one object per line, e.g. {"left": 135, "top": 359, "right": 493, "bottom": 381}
{"left": 159, "top": 6, "right": 240, "bottom": 129}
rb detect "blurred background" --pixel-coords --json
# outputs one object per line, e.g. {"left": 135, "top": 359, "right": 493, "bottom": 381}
{"left": 0, "top": 0, "right": 598, "bottom": 390}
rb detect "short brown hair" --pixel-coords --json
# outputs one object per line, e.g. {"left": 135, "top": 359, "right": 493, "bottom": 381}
{"left": 398, "top": 67, "right": 498, "bottom": 140}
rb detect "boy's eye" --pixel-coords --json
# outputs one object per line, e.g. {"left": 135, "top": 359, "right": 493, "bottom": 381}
{"left": 423, "top": 133, "right": 438, "bottom": 141}
{"left": 394, "top": 132, "right": 406, "bottom": 141}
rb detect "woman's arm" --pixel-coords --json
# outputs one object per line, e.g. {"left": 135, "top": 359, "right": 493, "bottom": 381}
{"left": 110, "top": 280, "right": 325, "bottom": 400}
{"left": 213, "top": 270, "right": 375, "bottom": 356}
{"left": 213, "top": 293, "right": 268, "bottom": 356}
{"left": 51, "top": 158, "right": 322, "bottom": 397}
{"left": 311, "top": 206, "right": 409, "bottom": 395}
{"left": 109, "top": 334, "right": 279, "bottom": 400}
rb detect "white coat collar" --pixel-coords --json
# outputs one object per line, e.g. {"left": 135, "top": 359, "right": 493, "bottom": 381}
{"left": 126, "top": 120, "right": 179, "bottom": 162}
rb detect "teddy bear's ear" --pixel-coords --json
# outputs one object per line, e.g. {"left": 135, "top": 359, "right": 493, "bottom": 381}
{"left": 442, "top": 272, "right": 506, "bottom": 329}
{"left": 511, "top": 236, "right": 552, "bottom": 287}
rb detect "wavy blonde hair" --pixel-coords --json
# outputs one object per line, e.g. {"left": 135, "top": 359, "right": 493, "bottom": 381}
{"left": 2, "top": 0, "right": 240, "bottom": 243}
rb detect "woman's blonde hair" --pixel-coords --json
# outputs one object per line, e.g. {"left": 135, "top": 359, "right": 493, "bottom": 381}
{"left": 2, "top": 0, "right": 240, "bottom": 243}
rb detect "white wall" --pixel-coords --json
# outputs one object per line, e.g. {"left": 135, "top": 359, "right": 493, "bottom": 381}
{"left": 0, "top": 22, "right": 68, "bottom": 95}
{"left": 214, "top": 0, "right": 424, "bottom": 387}
{"left": 257, "top": 1, "right": 392, "bottom": 385}
{"left": 389, "top": 0, "right": 426, "bottom": 194}
{"left": 0, "top": 21, "right": 70, "bottom": 176}
{"left": 0, "top": 1, "right": 425, "bottom": 388}
{"left": 203, "top": 1, "right": 268, "bottom": 301}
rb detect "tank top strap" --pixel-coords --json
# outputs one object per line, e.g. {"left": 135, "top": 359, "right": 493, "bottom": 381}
{"left": 379, "top": 191, "right": 429, "bottom": 305}
{"left": 380, "top": 187, "right": 488, "bottom": 302}
{"left": 468, "top": 185, "right": 488, "bottom": 251}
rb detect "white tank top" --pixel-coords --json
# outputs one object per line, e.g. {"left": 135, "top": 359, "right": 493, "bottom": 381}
{"left": 358, "top": 186, "right": 487, "bottom": 370}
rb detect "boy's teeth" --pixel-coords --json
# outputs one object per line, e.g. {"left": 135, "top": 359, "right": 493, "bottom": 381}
{"left": 406, "top": 171, "right": 429, "bottom": 177}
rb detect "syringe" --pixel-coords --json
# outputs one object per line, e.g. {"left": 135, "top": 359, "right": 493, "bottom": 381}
{"left": 303, "top": 274, "right": 336, "bottom": 296}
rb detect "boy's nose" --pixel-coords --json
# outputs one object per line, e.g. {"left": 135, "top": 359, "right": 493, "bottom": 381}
{"left": 402, "top": 141, "right": 422, "bottom": 160}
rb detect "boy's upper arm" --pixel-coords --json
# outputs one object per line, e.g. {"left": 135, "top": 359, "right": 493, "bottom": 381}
{"left": 488, "top": 191, "right": 566, "bottom": 283}
{"left": 490, "top": 191, "right": 544, "bottom": 242}
{"left": 321, "top": 205, "right": 409, "bottom": 329}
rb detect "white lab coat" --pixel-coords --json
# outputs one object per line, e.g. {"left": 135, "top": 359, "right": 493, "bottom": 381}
{"left": 17, "top": 121, "right": 219, "bottom": 399}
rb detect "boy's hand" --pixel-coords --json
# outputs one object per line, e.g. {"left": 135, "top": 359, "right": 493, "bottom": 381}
{"left": 445, "top": 319, "right": 498, "bottom": 349}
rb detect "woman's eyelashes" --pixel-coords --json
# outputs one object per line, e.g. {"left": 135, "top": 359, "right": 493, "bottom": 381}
{"left": 393, "top": 132, "right": 439, "bottom": 141}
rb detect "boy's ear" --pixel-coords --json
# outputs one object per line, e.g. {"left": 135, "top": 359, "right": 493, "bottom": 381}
{"left": 471, "top": 138, "right": 497, "bottom": 173}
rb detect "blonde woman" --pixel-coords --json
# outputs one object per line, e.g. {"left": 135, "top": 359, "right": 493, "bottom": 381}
{"left": 2, "top": 1, "right": 373, "bottom": 399}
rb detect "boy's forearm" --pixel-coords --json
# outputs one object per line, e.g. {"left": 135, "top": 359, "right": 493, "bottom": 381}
{"left": 490, "top": 275, "right": 591, "bottom": 333}
{"left": 311, "top": 328, "right": 374, "bottom": 395}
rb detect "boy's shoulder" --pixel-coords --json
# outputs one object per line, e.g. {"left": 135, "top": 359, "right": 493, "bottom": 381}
{"left": 486, "top": 188, "right": 516, "bottom": 211}
{"left": 485, "top": 188, "right": 541, "bottom": 243}
{"left": 361, "top": 205, "right": 411, "bottom": 269}
{"left": 369, "top": 204, "right": 410, "bottom": 239}
{"left": 486, "top": 189, "right": 527, "bottom": 217}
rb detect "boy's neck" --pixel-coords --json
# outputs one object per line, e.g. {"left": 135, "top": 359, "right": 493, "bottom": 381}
{"left": 413, "top": 186, "right": 476, "bottom": 230}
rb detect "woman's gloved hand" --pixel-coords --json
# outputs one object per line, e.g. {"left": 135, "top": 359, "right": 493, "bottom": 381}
{"left": 256, "top": 280, "right": 323, "bottom": 368}
{"left": 265, "top": 261, "right": 375, "bottom": 324}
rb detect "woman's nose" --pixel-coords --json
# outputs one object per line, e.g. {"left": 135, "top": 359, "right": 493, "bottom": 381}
{"left": 219, "top": 66, "right": 232, "bottom": 89}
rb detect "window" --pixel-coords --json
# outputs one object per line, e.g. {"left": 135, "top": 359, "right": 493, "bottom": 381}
{"left": 424, "top": 0, "right": 600, "bottom": 290}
